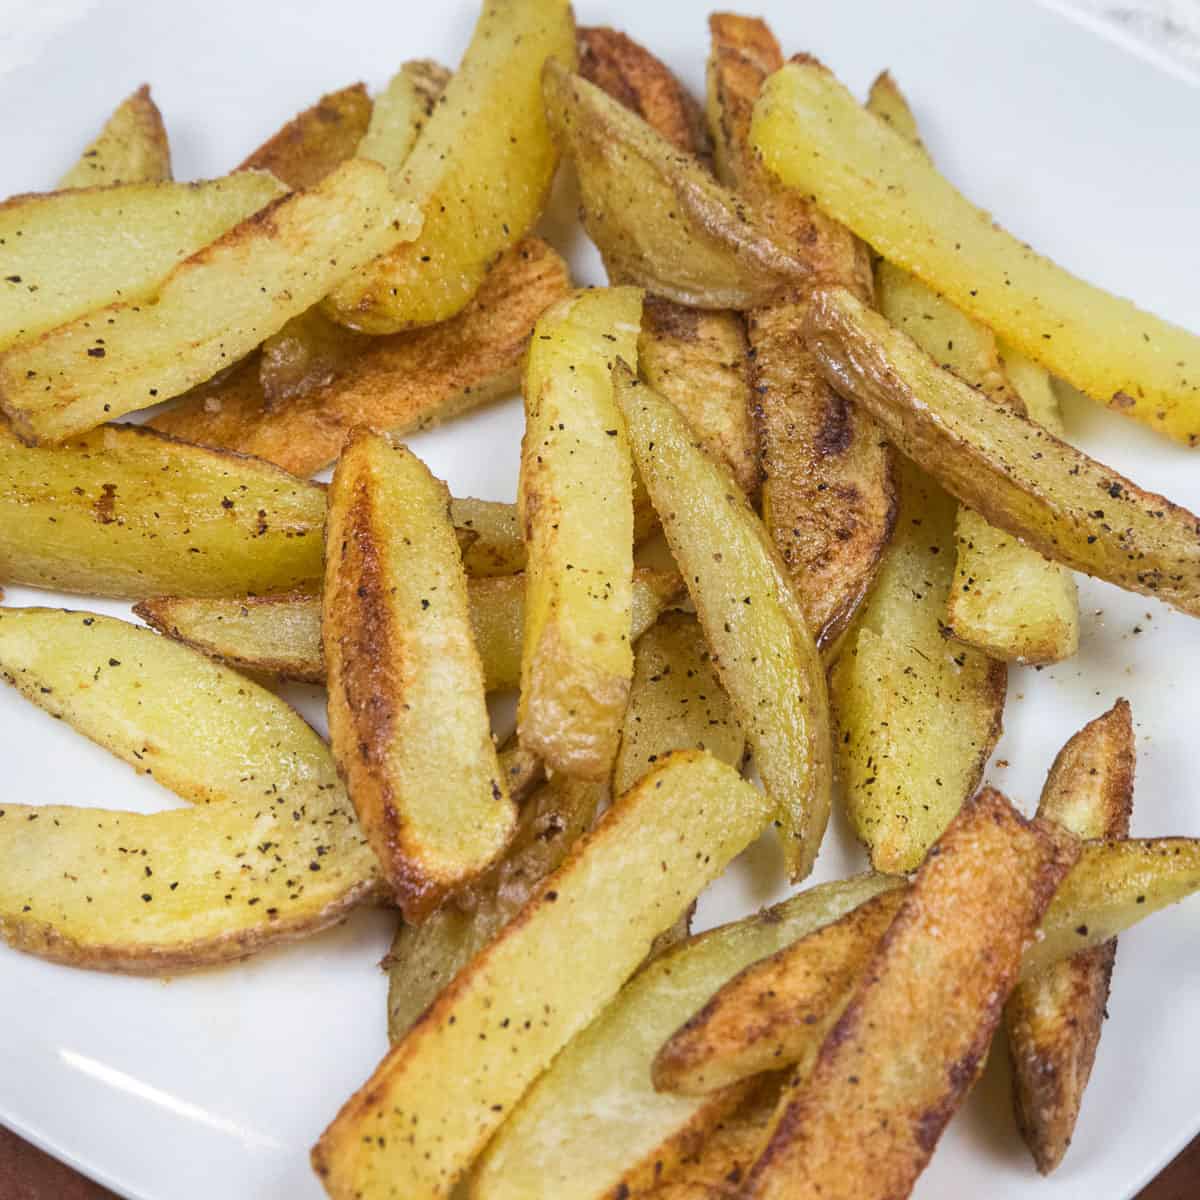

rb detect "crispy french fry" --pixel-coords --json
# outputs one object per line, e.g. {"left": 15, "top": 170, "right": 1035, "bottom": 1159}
{"left": 578, "top": 26, "right": 758, "bottom": 496}
{"left": 543, "top": 59, "right": 808, "bottom": 309}
{"left": 518, "top": 288, "right": 641, "bottom": 779}
{"left": 134, "top": 568, "right": 682, "bottom": 688}
{"left": 1, "top": 159, "right": 419, "bottom": 442}
{"left": 0, "top": 173, "right": 284, "bottom": 353}
{"left": 325, "top": 0, "right": 574, "bottom": 333}
{"left": 0, "top": 422, "right": 326, "bottom": 598}
{"left": 470, "top": 874, "right": 901, "bottom": 1200}
{"left": 739, "top": 790, "right": 1078, "bottom": 1200}
{"left": 0, "top": 609, "right": 378, "bottom": 971}
{"left": 59, "top": 84, "right": 171, "bottom": 188}
{"left": 707, "top": 15, "right": 893, "bottom": 648}
{"left": 149, "top": 236, "right": 570, "bottom": 476}
{"left": 449, "top": 496, "right": 527, "bottom": 577}
{"left": 752, "top": 58, "right": 1200, "bottom": 444}
{"left": 312, "top": 751, "right": 772, "bottom": 1200}
{"left": 1007, "top": 700, "right": 1135, "bottom": 1173}
{"left": 324, "top": 432, "right": 515, "bottom": 919}
{"left": 805, "top": 286, "right": 1200, "bottom": 618}
{"left": 238, "top": 83, "right": 372, "bottom": 189}
{"left": 356, "top": 61, "right": 449, "bottom": 174}
{"left": 616, "top": 363, "right": 833, "bottom": 880}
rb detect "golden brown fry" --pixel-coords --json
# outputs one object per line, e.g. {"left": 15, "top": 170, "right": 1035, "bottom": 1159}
{"left": 238, "top": 83, "right": 371, "bottom": 189}
{"left": 355, "top": 60, "right": 449, "bottom": 174}
{"left": 323, "top": 432, "right": 515, "bottom": 919}
{"left": 59, "top": 84, "right": 171, "bottom": 188}
{"left": 740, "top": 790, "right": 1078, "bottom": 1200}
{"left": 617, "top": 364, "right": 832, "bottom": 880}
{"left": 149, "top": 237, "right": 570, "bottom": 476}
{"left": 449, "top": 496, "right": 527, "bottom": 576}
{"left": 753, "top": 58, "right": 1200, "bottom": 445}
{"left": 0, "top": 421, "right": 326, "bottom": 598}
{"left": 135, "top": 568, "right": 680, "bottom": 688}
{"left": 1006, "top": 700, "right": 1135, "bottom": 1173}
{"left": 864, "top": 71, "right": 922, "bottom": 144}
{"left": 313, "top": 752, "right": 772, "bottom": 1200}
{"left": 544, "top": 59, "right": 809, "bottom": 309}
{"left": 805, "top": 286, "right": 1200, "bottom": 618}
{"left": 707, "top": 15, "right": 893, "bottom": 648}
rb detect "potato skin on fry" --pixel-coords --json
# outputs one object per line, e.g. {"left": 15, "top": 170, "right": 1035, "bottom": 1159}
{"left": 806, "top": 286, "right": 1200, "bottom": 618}
{"left": 324, "top": 432, "right": 516, "bottom": 919}
{"left": 59, "top": 84, "right": 172, "bottom": 188}
{"left": 149, "top": 237, "right": 570, "bottom": 477}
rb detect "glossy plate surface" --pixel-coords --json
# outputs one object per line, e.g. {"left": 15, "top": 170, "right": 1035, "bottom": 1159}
{"left": 0, "top": 1, "right": 1198, "bottom": 1196}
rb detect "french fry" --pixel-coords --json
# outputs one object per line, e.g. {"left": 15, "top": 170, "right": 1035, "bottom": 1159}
{"left": 738, "top": 790, "right": 1078, "bottom": 1200}
{"left": 578, "top": 26, "right": 759, "bottom": 496}
{"left": 449, "top": 496, "right": 527, "bottom": 576}
{"left": 323, "top": 431, "right": 515, "bottom": 919}
{"left": 707, "top": 15, "right": 894, "bottom": 648}
{"left": 312, "top": 751, "right": 772, "bottom": 1200}
{"left": 1006, "top": 700, "right": 1135, "bottom": 1173}
{"left": 0, "top": 173, "right": 284, "bottom": 353}
{"left": 616, "top": 363, "right": 832, "bottom": 880}
{"left": 543, "top": 60, "right": 809, "bottom": 309}
{"left": 149, "top": 236, "right": 571, "bottom": 476}
{"left": 0, "top": 609, "right": 379, "bottom": 972}
{"left": 752, "top": 58, "right": 1200, "bottom": 444}
{"left": 518, "top": 288, "right": 641, "bottom": 779}
{"left": 866, "top": 77, "right": 1078, "bottom": 665}
{"left": 355, "top": 60, "right": 448, "bottom": 174}
{"left": 1, "top": 158, "right": 420, "bottom": 442}
{"left": 470, "top": 874, "right": 901, "bottom": 1200}
{"left": 324, "top": 0, "right": 575, "bottom": 333}
{"left": 134, "top": 568, "right": 682, "bottom": 688}
{"left": 804, "top": 286, "right": 1200, "bottom": 617}
{"left": 58, "top": 84, "right": 171, "bottom": 188}
{"left": 0, "top": 421, "right": 326, "bottom": 598}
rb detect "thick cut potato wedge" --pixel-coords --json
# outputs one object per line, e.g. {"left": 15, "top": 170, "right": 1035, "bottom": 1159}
{"left": 740, "top": 790, "right": 1078, "bottom": 1200}
{"left": 1007, "top": 700, "right": 1134, "bottom": 1173}
{"left": 238, "top": 83, "right": 372, "bottom": 189}
{"left": 0, "top": 608, "right": 335, "bottom": 807}
{"left": 59, "top": 85, "right": 171, "bottom": 188}
{"left": 707, "top": 15, "right": 893, "bottom": 648}
{"left": 0, "top": 610, "right": 378, "bottom": 972}
{"left": 1, "top": 159, "right": 419, "bottom": 443}
{"left": 324, "top": 432, "right": 515, "bottom": 919}
{"left": 356, "top": 60, "right": 448, "bottom": 173}
{"left": 577, "top": 27, "right": 758, "bottom": 497}
{"left": 617, "top": 364, "right": 833, "bottom": 879}
{"left": 470, "top": 874, "right": 900, "bottom": 1200}
{"left": 0, "top": 173, "right": 284, "bottom": 354}
{"left": 614, "top": 611, "right": 743, "bottom": 795}
{"left": 544, "top": 60, "right": 808, "bottom": 309}
{"left": 149, "top": 237, "right": 570, "bottom": 476}
{"left": 134, "top": 568, "right": 681, "bottom": 688}
{"left": 324, "top": 0, "right": 574, "bottom": 333}
{"left": 0, "top": 422, "right": 326, "bottom": 598}
{"left": 518, "top": 288, "right": 641, "bottom": 779}
{"left": 312, "top": 751, "right": 772, "bottom": 1200}
{"left": 449, "top": 496, "right": 526, "bottom": 576}
{"left": 805, "top": 287, "right": 1200, "bottom": 617}
{"left": 752, "top": 59, "right": 1200, "bottom": 445}
{"left": 386, "top": 774, "right": 603, "bottom": 1042}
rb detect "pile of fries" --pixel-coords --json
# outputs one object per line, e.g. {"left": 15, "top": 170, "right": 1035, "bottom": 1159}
{"left": 4, "top": 3, "right": 1200, "bottom": 1197}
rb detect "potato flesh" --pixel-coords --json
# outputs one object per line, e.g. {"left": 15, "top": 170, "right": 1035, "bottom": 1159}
{"left": 0, "top": 422, "right": 326, "bottom": 598}
{"left": 150, "top": 237, "right": 571, "bottom": 477}
{"left": 470, "top": 874, "right": 899, "bottom": 1200}
{"left": 752, "top": 60, "right": 1200, "bottom": 444}
{"left": 135, "top": 568, "right": 681, "bottom": 689}
{"left": 1, "top": 159, "right": 419, "bottom": 442}
{"left": 325, "top": 0, "right": 574, "bottom": 332}
{"left": 805, "top": 286, "right": 1200, "bottom": 617}
{"left": 312, "top": 751, "right": 772, "bottom": 1200}
{"left": 58, "top": 84, "right": 171, "bottom": 188}
{"left": 518, "top": 288, "right": 641, "bottom": 779}
{"left": 356, "top": 61, "right": 449, "bottom": 177}
{"left": 617, "top": 366, "right": 832, "bottom": 880}
{"left": 323, "top": 433, "right": 515, "bottom": 919}
{"left": 0, "top": 173, "right": 284, "bottom": 352}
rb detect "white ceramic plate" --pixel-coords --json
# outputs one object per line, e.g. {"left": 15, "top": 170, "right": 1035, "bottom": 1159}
{"left": 2, "top": 1, "right": 1199, "bottom": 1197}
